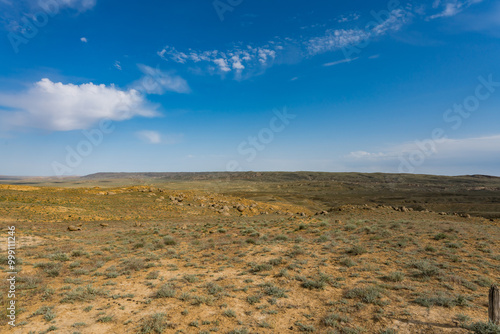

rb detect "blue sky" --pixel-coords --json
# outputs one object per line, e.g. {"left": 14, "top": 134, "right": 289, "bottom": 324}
{"left": 1, "top": 0, "right": 500, "bottom": 176}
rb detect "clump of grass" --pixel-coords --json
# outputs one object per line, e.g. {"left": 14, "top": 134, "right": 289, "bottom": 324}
{"left": 339, "top": 257, "right": 357, "bottom": 267}
{"left": 301, "top": 273, "right": 332, "bottom": 290}
{"left": 120, "top": 257, "right": 145, "bottom": 272}
{"left": 410, "top": 260, "right": 441, "bottom": 279}
{"left": 34, "top": 262, "right": 62, "bottom": 277}
{"left": 146, "top": 271, "right": 159, "bottom": 280}
{"left": 97, "top": 315, "right": 114, "bottom": 323}
{"left": 183, "top": 274, "right": 199, "bottom": 283}
{"left": 249, "top": 263, "right": 273, "bottom": 273}
{"left": 384, "top": 271, "right": 405, "bottom": 282}
{"left": 344, "top": 286, "right": 382, "bottom": 304}
{"left": 154, "top": 284, "right": 176, "bottom": 298}
{"left": 274, "top": 234, "right": 288, "bottom": 241}
{"left": 464, "top": 321, "right": 500, "bottom": 334}
{"left": 294, "top": 322, "right": 315, "bottom": 332}
{"left": 60, "top": 285, "right": 108, "bottom": 303}
{"left": 163, "top": 236, "right": 177, "bottom": 245}
{"left": 137, "top": 313, "right": 174, "bottom": 333}
{"left": 347, "top": 244, "right": 367, "bottom": 256}
{"left": 31, "top": 306, "right": 56, "bottom": 322}
{"left": 321, "top": 312, "right": 349, "bottom": 328}
{"left": 223, "top": 309, "right": 237, "bottom": 318}
{"left": 413, "top": 291, "right": 468, "bottom": 308}
{"left": 434, "top": 233, "right": 447, "bottom": 240}
{"left": 246, "top": 294, "right": 262, "bottom": 305}
{"left": 205, "top": 282, "right": 224, "bottom": 297}
{"left": 49, "top": 252, "right": 70, "bottom": 262}
{"left": 260, "top": 282, "right": 287, "bottom": 298}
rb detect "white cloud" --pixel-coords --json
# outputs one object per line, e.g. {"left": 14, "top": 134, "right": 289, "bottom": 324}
{"left": 2, "top": 0, "right": 97, "bottom": 31}
{"left": 132, "top": 64, "right": 190, "bottom": 95}
{"left": 136, "top": 130, "right": 183, "bottom": 145}
{"left": 158, "top": 9, "right": 408, "bottom": 79}
{"left": 80, "top": 37, "right": 87, "bottom": 43}
{"left": 429, "top": 0, "right": 483, "bottom": 19}
{"left": 0, "top": 78, "right": 159, "bottom": 131}
{"left": 158, "top": 44, "right": 279, "bottom": 79}
{"left": 344, "top": 134, "right": 500, "bottom": 174}
{"left": 136, "top": 130, "right": 161, "bottom": 144}
{"left": 114, "top": 61, "right": 122, "bottom": 71}
{"left": 323, "top": 57, "right": 359, "bottom": 67}
{"left": 48, "top": 0, "right": 96, "bottom": 12}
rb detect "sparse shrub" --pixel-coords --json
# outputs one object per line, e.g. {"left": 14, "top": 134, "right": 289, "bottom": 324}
{"left": 260, "top": 282, "right": 287, "bottom": 298}
{"left": 274, "top": 234, "right": 288, "bottom": 241}
{"left": 49, "top": 252, "right": 70, "bottom": 262}
{"left": 97, "top": 315, "right": 113, "bottom": 323}
{"left": 163, "top": 236, "right": 177, "bottom": 246}
{"left": 339, "top": 257, "right": 357, "bottom": 267}
{"left": 294, "top": 322, "right": 315, "bottom": 332}
{"left": 60, "top": 285, "right": 108, "bottom": 303}
{"left": 434, "top": 233, "right": 447, "bottom": 240}
{"left": 120, "top": 258, "right": 145, "bottom": 272}
{"left": 223, "top": 309, "right": 236, "bottom": 318}
{"left": 413, "top": 292, "right": 468, "bottom": 308}
{"left": 385, "top": 271, "right": 405, "bottom": 282}
{"left": 183, "top": 274, "right": 199, "bottom": 283}
{"left": 247, "top": 294, "right": 262, "bottom": 305}
{"left": 154, "top": 284, "right": 176, "bottom": 298}
{"left": 34, "top": 262, "right": 62, "bottom": 277}
{"left": 410, "top": 260, "right": 440, "bottom": 279}
{"left": 146, "top": 271, "right": 159, "bottom": 280}
{"left": 464, "top": 321, "right": 500, "bottom": 334}
{"left": 347, "top": 244, "right": 367, "bottom": 255}
{"left": 205, "top": 282, "right": 224, "bottom": 297}
{"left": 137, "top": 313, "right": 174, "bottom": 333}
{"left": 344, "top": 286, "right": 382, "bottom": 304}
{"left": 249, "top": 263, "right": 272, "bottom": 273}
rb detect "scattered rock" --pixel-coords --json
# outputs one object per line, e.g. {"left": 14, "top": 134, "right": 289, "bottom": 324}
{"left": 100, "top": 223, "right": 109, "bottom": 227}
{"left": 237, "top": 205, "right": 245, "bottom": 212}
{"left": 67, "top": 225, "right": 81, "bottom": 231}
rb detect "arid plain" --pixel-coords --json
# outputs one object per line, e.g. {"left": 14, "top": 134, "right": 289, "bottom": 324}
{"left": 1, "top": 172, "right": 499, "bottom": 334}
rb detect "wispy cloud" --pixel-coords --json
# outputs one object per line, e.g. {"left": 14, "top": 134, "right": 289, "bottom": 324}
{"left": 0, "top": 78, "right": 159, "bottom": 132}
{"left": 1, "top": 0, "right": 97, "bottom": 31}
{"left": 114, "top": 61, "right": 122, "bottom": 71}
{"left": 132, "top": 64, "right": 190, "bottom": 95}
{"left": 80, "top": 37, "right": 87, "bottom": 43}
{"left": 346, "top": 134, "right": 500, "bottom": 163}
{"left": 429, "top": 0, "right": 483, "bottom": 19}
{"left": 158, "top": 9, "right": 409, "bottom": 79}
{"left": 136, "top": 130, "right": 161, "bottom": 144}
{"left": 136, "top": 130, "right": 183, "bottom": 145}
{"left": 158, "top": 44, "right": 279, "bottom": 80}
{"left": 323, "top": 57, "right": 359, "bottom": 67}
